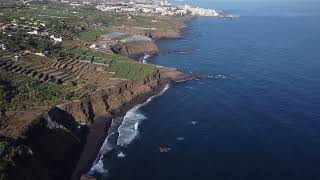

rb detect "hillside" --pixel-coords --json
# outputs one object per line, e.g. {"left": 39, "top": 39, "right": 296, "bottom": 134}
{"left": 0, "top": 1, "right": 189, "bottom": 179}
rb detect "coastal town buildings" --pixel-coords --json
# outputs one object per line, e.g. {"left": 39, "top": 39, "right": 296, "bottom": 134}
{"left": 18, "top": 0, "right": 229, "bottom": 17}
{"left": 95, "top": 0, "right": 223, "bottom": 17}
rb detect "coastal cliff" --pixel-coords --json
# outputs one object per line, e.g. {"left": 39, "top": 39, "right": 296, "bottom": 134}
{"left": 0, "top": 68, "right": 187, "bottom": 180}
{"left": 56, "top": 71, "right": 160, "bottom": 124}
{"left": 111, "top": 41, "right": 159, "bottom": 58}
{"left": 0, "top": 2, "right": 192, "bottom": 178}
{"left": 149, "top": 30, "right": 182, "bottom": 39}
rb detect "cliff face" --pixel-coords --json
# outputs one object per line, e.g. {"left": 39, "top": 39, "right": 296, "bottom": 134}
{"left": 57, "top": 71, "right": 160, "bottom": 124}
{"left": 0, "top": 108, "right": 89, "bottom": 180}
{"left": 0, "top": 71, "right": 162, "bottom": 180}
{"left": 71, "top": 71, "right": 163, "bottom": 180}
{"left": 0, "top": 55, "right": 189, "bottom": 180}
{"left": 150, "top": 30, "right": 182, "bottom": 39}
{"left": 111, "top": 41, "right": 159, "bottom": 58}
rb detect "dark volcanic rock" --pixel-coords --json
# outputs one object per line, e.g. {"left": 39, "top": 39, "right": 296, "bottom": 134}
{"left": 0, "top": 70, "right": 163, "bottom": 180}
{"left": 1, "top": 114, "right": 89, "bottom": 180}
{"left": 159, "top": 67, "right": 191, "bottom": 82}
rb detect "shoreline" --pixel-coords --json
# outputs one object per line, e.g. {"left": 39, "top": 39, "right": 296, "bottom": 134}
{"left": 71, "top": 80, "right": 169, "bottom": 180}
{"left": 125, "top": 16, "right": 194, "bottom": 61}
{"left": 0, "top": 12, "right": 193, "bottom": 180}
{"left": 72, "top": 17, "right": 193, "bottom": 180}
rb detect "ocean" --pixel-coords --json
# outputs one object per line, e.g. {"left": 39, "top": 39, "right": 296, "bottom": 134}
{"left": 94, "top": 1, "right": 320, "bottom": 179}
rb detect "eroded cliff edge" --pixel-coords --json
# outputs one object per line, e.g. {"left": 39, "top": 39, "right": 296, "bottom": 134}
{"left": 0, "top": 68, "right": 189, "bottom": 180}
{"left": 0, "top": 4, "right": 192, "bottom": 178}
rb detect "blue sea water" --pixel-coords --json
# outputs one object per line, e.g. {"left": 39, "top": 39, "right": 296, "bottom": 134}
{"left": 100, "top": 1, "right": 320, "bottom": 179}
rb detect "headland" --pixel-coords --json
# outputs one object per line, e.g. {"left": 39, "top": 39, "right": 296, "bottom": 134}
{"left": 0, "top": 1, "right": 229, "bottom": 179}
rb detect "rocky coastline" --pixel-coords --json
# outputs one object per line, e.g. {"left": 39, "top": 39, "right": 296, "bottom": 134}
{"left": 0, "top": 15, "right": 192, "bottom": 180}
{"left": 111, "top": 16, "right": 193, "bottom": 60}
{"left": 72, "top": 17, "right": 193, "bottom": 180}
{"left": 1, "top": 67, "right": 190, "bottom": 180}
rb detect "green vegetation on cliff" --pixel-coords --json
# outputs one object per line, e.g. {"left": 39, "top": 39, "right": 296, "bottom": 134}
{"left": 0, "top": 0, "right": 159, "bottom": 113}
{"left": 77, "top": 29, "right": 107, "bottom": 41}
{"left": 0, "top": 1, "right": 173, "bottom": 179}
{"left": 0, "top": 79, "right": 77, "bottom": 110}
{"left": 61, "top": 45, "right": 156, "bottom": 80}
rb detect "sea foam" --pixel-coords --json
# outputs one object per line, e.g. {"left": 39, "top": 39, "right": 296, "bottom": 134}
{"left": 88, "top": 118, "right": 122, "bottom": 176}
{"left": 116, "top": 106, "right": 146, "bottom": 147}
{"left": 88, "top": 84, "right": 170, "bottom": 176}
{"left": 117, "top": 84, "right": 170, "bottom": 147}
{"left": 88, "top": 155, "right": 108, "bottom": 175}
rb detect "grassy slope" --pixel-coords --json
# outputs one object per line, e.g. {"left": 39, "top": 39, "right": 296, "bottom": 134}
{"left": 77, "top": 29, "right": 107, "bottom": 41}
{"left": 0, "top": 1, "right": 160, "bottom": 112}
{"left": 62, "top": 45, "right": 156, "bottom": 80}
{"left": 0, "top": 1, "right": 157, "bottom": 81}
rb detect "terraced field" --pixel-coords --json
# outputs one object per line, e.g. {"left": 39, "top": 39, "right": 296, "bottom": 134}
{"left": 0, "top": 0, "right": 158, "bottom": 130}
{"left": 0, "top": 44, "right": 156, "bottom": 139}
{"left": 0, "top": 2, "right": 181, "bottom": 179}
{"left": 1, "top": 50, "right": 121, "bottom": 84}
{"left": 61, "top": 45, "right": 156, "bottom": 80}
{"left": 0, "top": 48, "right": 128, "bottom": 112}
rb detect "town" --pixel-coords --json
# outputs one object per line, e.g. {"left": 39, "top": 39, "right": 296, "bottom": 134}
{"left": 95, "top": 0, "right": 223, "bottom": 17}
{"left": 20, "top": 0, "right": 236, "bottom": 17}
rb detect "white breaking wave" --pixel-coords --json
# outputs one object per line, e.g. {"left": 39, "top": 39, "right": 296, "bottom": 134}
{"left": 89, "top": 155, "right": 108, "bottom": 175}
{"left": 117, "top": 84, "right": 170, "bottom": 147}
{"left": 89, "top": 84, "right": 170, "bottom": 176}
{"left": 88, "top": 118, "right": 122, "bottom": 176}
{"left": 116, "top": 106, "right": 146, "bottom": 147}
{"left": 160, "top": 84, "right": 170, "bottom": 95}
{"left": 117, "top": 152, "right": 126, "bottom": 158}
{"left": 134, "top": 122, "right": 139, "bottom": 130}
{"left": 190, "top": 121, "right": 198, "bottom": 125}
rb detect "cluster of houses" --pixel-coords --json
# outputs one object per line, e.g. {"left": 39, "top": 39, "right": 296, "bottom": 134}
{"left": 1, "top": 18, "right": 45, "bottom": 36}
{"left": 96, "top": 0, "right": 222, "bottom": 17}
{"left": 1, "top": 17, "right": 64, "bottom": 43}
{"left": 59, "top": 0, "right": 92, "bottom": 6}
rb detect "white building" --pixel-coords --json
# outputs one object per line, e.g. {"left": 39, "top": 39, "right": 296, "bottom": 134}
{"left": 50, "top": 35, "right": 63, "bottom": 43}
{"left": 27, "top": 30, "right": 38, "bottom": 35}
